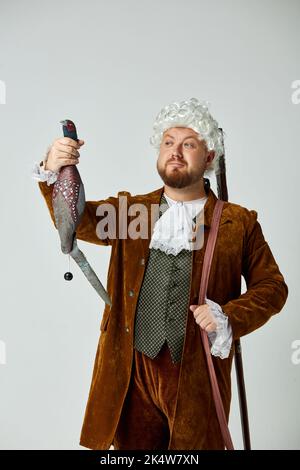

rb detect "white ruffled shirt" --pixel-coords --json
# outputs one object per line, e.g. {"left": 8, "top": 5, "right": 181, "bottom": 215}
{"left": 32, "top": 161, "right": 59, "bottom": 185}
{"left": 149, "top": 193, "right": 207, "bottom": 255}
{"left": 32, "top": 162, "right": 233, "bottom": 359}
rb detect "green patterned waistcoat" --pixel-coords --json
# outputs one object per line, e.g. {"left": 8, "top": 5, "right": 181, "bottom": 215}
{"left": 134, "top": 192, "right": 197, "bottom": 364}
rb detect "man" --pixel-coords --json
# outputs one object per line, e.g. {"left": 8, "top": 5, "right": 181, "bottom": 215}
{"left": 32, "top": 97, "right": 288, "bottom": 450}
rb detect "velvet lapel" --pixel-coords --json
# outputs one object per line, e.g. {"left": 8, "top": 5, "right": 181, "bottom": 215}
{"left": 136, "top": 184, "right": 232, "bottom": 262}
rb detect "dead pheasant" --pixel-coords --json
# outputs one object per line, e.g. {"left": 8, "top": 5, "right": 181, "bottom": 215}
{"left": 51, "top": 119, "right": 112, "bottom": 307}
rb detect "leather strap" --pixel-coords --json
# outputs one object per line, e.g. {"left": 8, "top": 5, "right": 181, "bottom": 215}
{"left": 197, "top": 199, "right": 234, "bottom": 450}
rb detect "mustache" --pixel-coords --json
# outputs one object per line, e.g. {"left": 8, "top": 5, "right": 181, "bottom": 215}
{"left": 167, "top": 159, "right": 186, "bottom": 165}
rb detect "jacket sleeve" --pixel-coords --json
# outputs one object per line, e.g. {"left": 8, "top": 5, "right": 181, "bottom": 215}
{"left": 37, "top": 181, "right": 119, "bottom": 246}
{"left": 221, "top": 209, "right": 288, "bottom": 340}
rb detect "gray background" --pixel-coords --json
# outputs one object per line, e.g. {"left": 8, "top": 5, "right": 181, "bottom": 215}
{"left": 0, "top": 0, "right": 299, "bottom": 450}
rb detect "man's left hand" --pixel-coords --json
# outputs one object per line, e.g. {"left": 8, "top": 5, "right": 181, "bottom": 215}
{"left": 189, "top": 304, "right": 217, "bottom": 333}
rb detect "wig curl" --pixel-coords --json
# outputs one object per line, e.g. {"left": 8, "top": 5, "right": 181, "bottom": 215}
{"left": 150, "top": 97, "right": 224, "bottom": 175}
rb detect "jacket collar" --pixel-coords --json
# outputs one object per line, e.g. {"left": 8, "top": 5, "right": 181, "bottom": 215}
{"left": 132, "top": 183, "right": 232, "bottom": 259}
{"left": 144, "top": 184, "right": 231, "bottom": 229}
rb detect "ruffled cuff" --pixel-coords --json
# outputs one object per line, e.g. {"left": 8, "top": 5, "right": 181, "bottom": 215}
{"left": 32, "top": 161, "right": 58, "bottom": 186}
{"left": 205, "top": 296, "right": 233, "bottom": 359}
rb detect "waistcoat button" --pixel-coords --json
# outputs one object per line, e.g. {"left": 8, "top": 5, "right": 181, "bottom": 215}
{"left": 128, "top": 290, "right": 134, "bottom": 297}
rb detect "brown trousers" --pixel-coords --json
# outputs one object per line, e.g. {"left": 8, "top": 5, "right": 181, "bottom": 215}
{"left": 113, "top": 341, "right": 181, "bottom": 450}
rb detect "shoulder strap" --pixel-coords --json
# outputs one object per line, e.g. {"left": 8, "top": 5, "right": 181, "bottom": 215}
{"left": 197, "top": 199, "right": 234, "bottom": 450}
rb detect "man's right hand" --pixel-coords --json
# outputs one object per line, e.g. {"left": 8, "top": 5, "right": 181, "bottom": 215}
{"left": 44, "top": 137, "right": 85, "bottom": 172}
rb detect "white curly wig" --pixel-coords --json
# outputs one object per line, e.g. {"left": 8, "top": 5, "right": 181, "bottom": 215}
{"left": 150, "top": 97, "right": 224, "bottom": 176}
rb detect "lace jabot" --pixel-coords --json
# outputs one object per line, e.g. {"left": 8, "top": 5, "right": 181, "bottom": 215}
{"left": 149, "top": 192, "right": 208, "bottom": 256}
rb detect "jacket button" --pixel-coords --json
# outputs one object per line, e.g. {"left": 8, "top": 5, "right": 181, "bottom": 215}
{"left": 140, "top": 258, "right": 145, "bottom": 265}
{"left": 125, "top": 326, "right": 130, "bottom": 333}
{"left": 128, "top": 290, "right": 134, "bottom": 297}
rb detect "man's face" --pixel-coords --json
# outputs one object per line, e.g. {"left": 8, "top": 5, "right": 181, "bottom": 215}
{"left": 156, "top": 127, "right": 215, "bottom": 189}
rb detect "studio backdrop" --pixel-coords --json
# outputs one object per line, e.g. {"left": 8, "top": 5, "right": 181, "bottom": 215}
{"left": 0, "top": 0, "right": 299, "bottom": 450}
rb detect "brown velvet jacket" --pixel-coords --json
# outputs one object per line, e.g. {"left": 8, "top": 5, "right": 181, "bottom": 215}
{"left": 37, "top": 181, "right": 288, "bottom": 450}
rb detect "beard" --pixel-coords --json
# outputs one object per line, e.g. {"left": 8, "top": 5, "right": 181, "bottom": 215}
{"left": 157, "top": 161, "right": 205, "bottom": 189}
